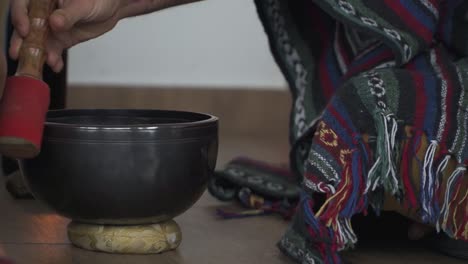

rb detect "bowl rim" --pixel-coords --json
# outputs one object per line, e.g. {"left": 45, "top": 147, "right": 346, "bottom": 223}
{"left": 44, "top": 108, "right": 219, "bottom": 129}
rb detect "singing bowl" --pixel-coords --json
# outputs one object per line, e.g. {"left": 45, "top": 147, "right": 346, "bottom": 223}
{"left": 19, "top": 109, "right": 218, "bottom": 225}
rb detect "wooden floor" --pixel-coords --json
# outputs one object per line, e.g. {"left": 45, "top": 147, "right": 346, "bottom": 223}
{"left": 0, "top": 136, "right": 465, "bottom": 264}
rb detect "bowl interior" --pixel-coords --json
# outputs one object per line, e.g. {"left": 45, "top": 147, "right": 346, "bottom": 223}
{"left": 46, "top": 109, "right": 214, "bottom": 127}
{"left": 48, "top": 115, "right": 191, "bottom": 126}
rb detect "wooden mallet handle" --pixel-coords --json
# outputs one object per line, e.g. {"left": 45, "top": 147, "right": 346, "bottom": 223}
{"left": 17, "top": 0, "right": 57, "bottom": 79}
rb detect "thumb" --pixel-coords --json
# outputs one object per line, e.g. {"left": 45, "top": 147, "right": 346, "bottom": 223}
{"left": 49, "top": 1, "right": 92, "bottom": 32}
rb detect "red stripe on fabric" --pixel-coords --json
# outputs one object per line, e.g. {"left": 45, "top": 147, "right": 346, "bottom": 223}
{"left": 427, "top": 0, "right": 441, "bottom": 7}
{"left": 328, "top": 106, "right": 355, "bottom": 140}
{"left": 383, "top": 0, "right": 433, "bottom": 43}
{"left": 400, "top": 136, "right": 418, "bottom": 208}
{"left": 398, "top": 64, "right": 426, "bottom": 209}
{"left": 407, "top": 64, "right": 427, "bottom": 129}
{"left": 436, "top": 0, "right": 448, "bottom": 40}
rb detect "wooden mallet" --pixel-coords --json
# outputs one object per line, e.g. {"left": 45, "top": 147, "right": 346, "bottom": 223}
{"left": 0, "top": 0, "right": 57, "bottom": 159}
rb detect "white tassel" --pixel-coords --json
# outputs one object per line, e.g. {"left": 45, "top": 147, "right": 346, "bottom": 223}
{"left": 436, "top": 166, "right": 466, "bottom": 233}
{"left": 421, "top": 140, "right": 438, "bottom": 220}
{"left": 344, "top": 218, "right": 358, "bottom": 245}
{"left": 336, "top": 220, "right": 346, "bottom": 251}
{"left": 435, "top": 155, "right": 451, "bottom": 191}
{"left": 386, "top": 115, "right": 399, "bottom": 193}
{"left": 365, "top": 113, "right": 399, "bottom": 194}
{"left": 365, "top": 157, "right": 381, "bottom": 193}
{"left": 336, "top": 218, "right": 357, "bottom": 251}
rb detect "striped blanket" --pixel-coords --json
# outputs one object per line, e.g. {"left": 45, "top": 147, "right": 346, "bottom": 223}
{"left": 252, "top": 0, "right": 468, "bottom": 263}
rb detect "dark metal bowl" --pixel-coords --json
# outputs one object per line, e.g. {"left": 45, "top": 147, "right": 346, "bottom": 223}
{"left": 19, "top": 109, "right": 218, "bottom": 225}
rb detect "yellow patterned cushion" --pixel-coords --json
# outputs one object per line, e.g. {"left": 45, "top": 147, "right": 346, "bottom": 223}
{"left": 67, "top": 220, "right": 182, "bottom": 254}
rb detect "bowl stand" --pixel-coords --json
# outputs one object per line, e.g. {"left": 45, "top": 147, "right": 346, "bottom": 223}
{"left": 67, "top": 220, "right": 182, "bottom": 254}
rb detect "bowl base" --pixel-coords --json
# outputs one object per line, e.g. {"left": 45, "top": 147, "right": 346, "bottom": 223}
{"left": 67, "top": 219, "right": 182, "bottom": 254}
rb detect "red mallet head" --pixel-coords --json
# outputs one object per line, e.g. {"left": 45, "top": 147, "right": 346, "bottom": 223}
{"left": 0, "top": 0, "right": 57, "bottom": 159}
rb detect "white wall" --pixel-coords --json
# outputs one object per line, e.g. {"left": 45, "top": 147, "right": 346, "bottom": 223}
{"left": 68, "top": 0, "right": 287, "bottom": 90}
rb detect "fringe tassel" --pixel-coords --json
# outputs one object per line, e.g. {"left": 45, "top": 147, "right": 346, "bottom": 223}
{"left": 420, "top": 140, "right": 439, "bottom": 223}
{"left": 341, "top": 151, "right": 368, "bottom": 215}
{"left": 433, "top": 154, "right": 451, "bottom": 216}
{"left": 314, "top": 151, "right": 366, "bottom": 252}
{"left": 436, "top": 166, "right": 466, "bottom": 235}
{"left": 457, "top": 197, "right": 468, "bottom": 240}
{"left": 315, "top": 166, "right": 351, "bottom": 221}
{"left": 337, "top": 218, "right": 358, "bottom": 248}
{"left": 400, "top": 129, "right": 419, "bottom": 209}
{"left": 435, "top": 155, "right": 451, "bottom": 181}
{"left": 327, "top": 218, "right": 357, "bottom": 252}
{"left": 452, "top": 187, "right": 467, "bottom": 239}
{"left": 302, "top": 196, "right": 343, "bottom": 264}
{"left": 365, "top": 113, "right": 400, "bottom": 194}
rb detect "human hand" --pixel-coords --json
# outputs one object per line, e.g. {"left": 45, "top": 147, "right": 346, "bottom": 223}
{"left": 9, "top": 0, "right": 201, "bottom": 72}
{"left": 9, "top": 0, "right": 127, "bottom": 73}
{"left": 9, "top": 0, "right": 203, "bottom": 73}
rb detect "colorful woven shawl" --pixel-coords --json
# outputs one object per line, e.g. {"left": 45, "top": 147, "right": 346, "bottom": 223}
{"left": 250, "top": 0, "right": 468, "bottom": 263}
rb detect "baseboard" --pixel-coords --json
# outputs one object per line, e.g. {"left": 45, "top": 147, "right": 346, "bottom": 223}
{"left": 67, "top": 86, "right": 292, "bottom": 140}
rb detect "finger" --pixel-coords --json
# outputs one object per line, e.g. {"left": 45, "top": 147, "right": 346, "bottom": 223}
{"left": 10, "top": 0, "right": 30, "bottom": 37}
{"left": 52, "top": 58, "right": 64, "bottom": 73}
{"left": 49, "top": 1, "right": 93, "bottom": 33}
{"left": 9, "top": 31, "right": 23, "bottom": 60}
{"left": 48, "top": 54, "right": 64, "bottom": 73}
{"left": 66, "top": 18, "right": 120, "bottom": 45}
{"left": 46, "top": 50, "right": 61, "bottom": 72}
{"left": 45, "top": 38, "right": 65, "bottom": 72}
